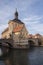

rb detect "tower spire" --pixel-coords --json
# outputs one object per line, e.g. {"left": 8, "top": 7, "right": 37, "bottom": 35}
{"left": 16, "top": 8, "right": 17, "bottom": 12}
{"left": 15, "top": 8, "right": 18, "bottom": 19}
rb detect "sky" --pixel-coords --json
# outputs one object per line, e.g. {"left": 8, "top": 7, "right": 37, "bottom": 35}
{"left": 0, "top": 0, "right": 43, "bottom": 36}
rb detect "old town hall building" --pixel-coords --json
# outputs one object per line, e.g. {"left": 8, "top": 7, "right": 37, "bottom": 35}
{"left": 2, "top": 10, "right": 28, "bottom": 42}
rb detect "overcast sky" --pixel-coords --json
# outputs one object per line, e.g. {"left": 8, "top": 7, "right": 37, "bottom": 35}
{"left": 0, "top": 0, "right": 43, "bottom": 35}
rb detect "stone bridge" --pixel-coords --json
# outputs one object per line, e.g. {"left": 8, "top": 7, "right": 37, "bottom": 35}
{"left": 0, "top": 39, "right": 13, "bottom": 48}
{"left": 0, "top": 38, "right": 42, "bottom": 48}
{"left": 28, "top": 38, "right": 42, "bottom": 46}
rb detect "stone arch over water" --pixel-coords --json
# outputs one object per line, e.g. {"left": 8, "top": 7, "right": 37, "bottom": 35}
{"left": 28, "top": 40, "right": 35, "bottom": 47}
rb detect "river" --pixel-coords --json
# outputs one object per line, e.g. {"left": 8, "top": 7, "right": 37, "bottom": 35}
{"left": 0, "top": 46, "right": 43, "bottom": 65}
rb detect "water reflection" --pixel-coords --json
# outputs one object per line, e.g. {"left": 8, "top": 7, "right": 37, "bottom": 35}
{"left": 0, "top": 46, "right": 29, "bottom": 65}
{"left": 0, "top": 46, "right": 43, "bottom": 65}
{"left": 4, "top": 50, "right": 29, "bottom": 65}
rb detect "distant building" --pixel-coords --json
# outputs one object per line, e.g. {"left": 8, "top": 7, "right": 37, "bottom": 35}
{"left": 1, "top": 9, "right": 28, "bottom": 40}
{"left": 34, "top": 33, "right": 42, "bottom": 39}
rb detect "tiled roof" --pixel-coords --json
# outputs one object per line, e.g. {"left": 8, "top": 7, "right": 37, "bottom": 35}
{"left": 8, "top": 19, "right": 24, "bottom": 24}
{"left": 13, "top": 25, "right": 23, "bottom": 32}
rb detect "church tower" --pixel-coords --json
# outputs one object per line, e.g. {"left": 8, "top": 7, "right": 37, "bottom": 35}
{"left": 15, "top": 9, "right": 18, "bottom": 19}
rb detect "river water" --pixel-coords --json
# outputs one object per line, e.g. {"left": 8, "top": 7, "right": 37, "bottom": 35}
{"left": 0, "top": 46, "right": 43, "bottom": 65}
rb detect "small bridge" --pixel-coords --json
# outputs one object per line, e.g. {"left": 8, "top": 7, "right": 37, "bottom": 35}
{"left": 28, "top": 38, "right": 42, "bottom": 47}
{"left": 0, "top": 39, "right": 13, "bottom": 48}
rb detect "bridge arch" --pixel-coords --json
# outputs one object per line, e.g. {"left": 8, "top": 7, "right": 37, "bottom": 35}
{"left": 28, "top": 40, "right": 35, "bottom": 47}
{"left": 5, "top": 42, "right": 13, "bottom": 48}
{"left": 0, "top": 39, "right": 13, "bottom": 48}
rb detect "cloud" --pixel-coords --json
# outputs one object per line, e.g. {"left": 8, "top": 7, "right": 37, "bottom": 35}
{"left": 23, "top": 15, "right": 43, "bottom": 22}
{"left": 23, "top": 15, "right": 43, "bottom": 35}
{"left": 0, "top": 24, "right": 8, "bottom": 34}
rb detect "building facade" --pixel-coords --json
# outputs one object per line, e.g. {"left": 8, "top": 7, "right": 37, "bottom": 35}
{"left": 1, "top": 10, "right": 28, "bottom": 41}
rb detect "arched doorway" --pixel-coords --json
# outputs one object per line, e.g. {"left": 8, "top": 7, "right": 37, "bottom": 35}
{"left": 28, "top": 40, "right": 35, "bottom": 47}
